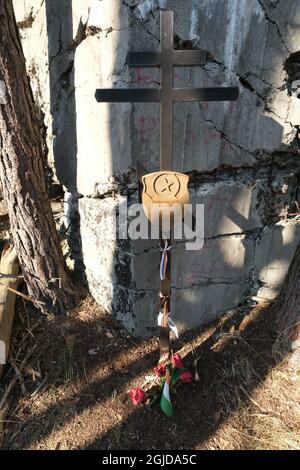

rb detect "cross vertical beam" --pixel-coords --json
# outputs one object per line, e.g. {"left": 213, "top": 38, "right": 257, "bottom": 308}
{"left": 95, "top": 10, "right": 239, "bottom": 171}
{"left": 95, "top": 10, "right": 239, "bottom": 364}
{"left": 160, "top": 11, "right": 173, "bottom": 170}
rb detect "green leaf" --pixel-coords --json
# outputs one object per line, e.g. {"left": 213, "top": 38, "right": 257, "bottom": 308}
{"left": 170, "top": 367, "right": 181, "bottom": 386}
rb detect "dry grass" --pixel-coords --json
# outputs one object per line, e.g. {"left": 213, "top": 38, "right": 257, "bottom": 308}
{"left": 0, "top": 297, "right": 299, "bottom": 450}
{"left": 205, "top": 354, "right": 300, "bottom": 450}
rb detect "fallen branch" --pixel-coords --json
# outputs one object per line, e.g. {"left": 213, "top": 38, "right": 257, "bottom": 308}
{"left": 0, "top": 273, "right": 23, "bottom": 280}
{"left": 0, "top": 281, "right": 45, "bottom": 305}
{"left": 30, "top": 374, "right": 48, "bottom": 399}
{"left": 0, "top": 344, "right": 38, "bottom": 411}
{"left": 10, "top": 359, "right": 27, "bottom": 396}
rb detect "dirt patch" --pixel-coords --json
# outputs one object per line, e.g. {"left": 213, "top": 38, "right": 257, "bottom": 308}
{"left": 0, "top": 195, "right": 299, "bottom": 450}
{"left": 1, "top": 296, "right": 299, "bottom": 450}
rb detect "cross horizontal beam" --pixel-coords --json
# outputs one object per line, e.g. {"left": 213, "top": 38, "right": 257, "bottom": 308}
{"left": 95, "top": 87, "right": 238, "bottom": 103}
{"left": 173, "top": 87, "right": 239, "bottom": 101}
{"left": 95, "top": 10, "right": 239, "bottom": 171}
{"left": 126, "top": 50, "right": 207, "bottom": 67}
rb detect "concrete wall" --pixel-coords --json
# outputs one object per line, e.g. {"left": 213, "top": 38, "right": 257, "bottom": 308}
{"left": 14, "top": 0, "right": 300, "bottom": 335}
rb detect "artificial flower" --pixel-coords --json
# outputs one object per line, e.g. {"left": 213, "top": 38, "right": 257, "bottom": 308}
{"left": 171, "top": 353, "right": 183, "bottom": 369}
{"left": 129, "top": 387, "right": 147, "bottom": 405}
{"left": 154, "top": 364, "right": 166, "bottom": 377}
{"left": 180, "top": 370, "right": 193, "bottom": 383}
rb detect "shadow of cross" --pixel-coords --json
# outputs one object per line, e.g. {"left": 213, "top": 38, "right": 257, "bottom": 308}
{"left": 95, "top": 9, "right": 239, "bottom": 363}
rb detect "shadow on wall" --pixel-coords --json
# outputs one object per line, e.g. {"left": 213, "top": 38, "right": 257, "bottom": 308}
{"left": 45, "top": 0, "right": 87, "bottom": 284}
{"left": 104, "top": 2, "right": 300, "bottom": 334}
{"left": 43, "top": 1, "right": 300, "bottom": 334}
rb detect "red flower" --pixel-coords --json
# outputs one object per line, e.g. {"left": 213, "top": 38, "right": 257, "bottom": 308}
{"left": 171, "top": 353, "right": 183, "bottom": 369}
{"left": 154, "top": 364, "right": 166, "bottom": 377}
{"left": 129, "top": 387, "right": 147, "bottom": 405}
{"left": 180, "top": 370, "right": 193, "bottom": 383}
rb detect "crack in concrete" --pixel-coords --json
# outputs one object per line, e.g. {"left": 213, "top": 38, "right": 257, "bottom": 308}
{"left": 122, "top": 0, "right": 161, "bottom": 42}
{"left": 137, "top": 20, "right": 160, "bottom": 43}
{"left": 171, "top": 279, "right": 245, "bottom": 290}
{"left": 17, "top": 7, "right": 36, "bottom": 29}
{"left": 131, "top": 210, "right": 300, "bottom": 257}
{"left": 114, "top": 78, "right": 160, "bottom": 87}
{"left": 202, "top": 56, "right": 299, "bottom": 140}
{"left": 257, "top": 0, "right": 290, "bottom": 55}
{"left": 205, "top": 57, "right": 270, "bottom": 105}
{"left": 198, "top": 109, "right": 255, "bottom": 160}
{"left": 73, "top": 24, "right": 128, "bottom": 50}
{"left": 242, "top": 70, "right": 282, "bottom": 91}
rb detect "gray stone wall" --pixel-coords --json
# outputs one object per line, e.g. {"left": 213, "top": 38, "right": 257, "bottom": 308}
{"left": 14, "top": 0, "right": 300, "bottom": 335}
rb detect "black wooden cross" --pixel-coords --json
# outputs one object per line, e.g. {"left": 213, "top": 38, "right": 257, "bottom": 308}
{"left": 95, "top": 10, "right": 239, "bottom": 170}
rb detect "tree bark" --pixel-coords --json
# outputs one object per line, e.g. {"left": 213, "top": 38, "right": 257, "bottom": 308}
{"left": 0, "top": 0, "right": 80, "bottom": 314}
{"left": 274, "top": 242, "right": 300, "bottom": 341}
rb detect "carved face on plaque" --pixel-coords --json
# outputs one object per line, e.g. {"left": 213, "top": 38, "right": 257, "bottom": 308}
{"left": 142, "top": 171, "right": 189, "bottom": 222}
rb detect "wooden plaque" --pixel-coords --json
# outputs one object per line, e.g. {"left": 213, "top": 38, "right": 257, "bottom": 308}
{"left": 142, "top": 171, "right": 189, "bottom": 221}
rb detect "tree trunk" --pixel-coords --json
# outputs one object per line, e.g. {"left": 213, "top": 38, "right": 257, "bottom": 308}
{"left": 0, "top": 0, "right": 80, "bottom": 314}
{"left": 274, "top": 242, "right": 300, "bottom": 341}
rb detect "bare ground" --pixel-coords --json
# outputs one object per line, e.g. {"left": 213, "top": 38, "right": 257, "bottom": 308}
{"left": 0, "top": 295, "right": 299, "bottom": 450}
{"left": 0, "top": 197, "right": 299, "bottom": 450}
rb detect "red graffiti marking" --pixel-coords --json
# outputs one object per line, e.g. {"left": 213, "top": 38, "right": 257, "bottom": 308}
{"left": 174, "top": 71, "right": 181, "bottom": 82}
{"left": 135, "top": 68, "right": 153, "bottom": 83}
{"left": 139, "top": 116, "right": 158, "bottom": 141}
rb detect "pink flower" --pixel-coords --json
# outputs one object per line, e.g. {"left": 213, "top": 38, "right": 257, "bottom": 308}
{"left": 129, "top": 387, "right": 147, "bottom": 405}
{"left": 154, "top": 364, "right": 166, "bottom": 377}
{"left": 171, "top": 353, "right": 183, "bottom": 369}
{"left": 180, "top": 370, "right": 193, "bottom": 383}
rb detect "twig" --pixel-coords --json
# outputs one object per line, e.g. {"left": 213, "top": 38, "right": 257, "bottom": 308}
{"left": 0, "top": 273, "right": 23, "bottom": 280}
{"left": 239, "top": 385, "right": 266, "bottom": 413}
{"left": 0, "top": 409, "right": 8, "bottom": 447}
{"left": 15, "top": 322, "right": 41, "bottom": 355}
{"left": 81, "top": 358, "right": 97, "bottom": 404}
{"left": 22, "top": 298, "right": 31, "bottom": 332}
{"left": 24, "top": 365, "right": 41, "bottom": 381}
{"left": 0, "top": 345, "right": 38, "bottom": 411}
{"left": 30, "top": 374, "right": 48, "bottom": 398}
{"left": 0, "top": 281, "right": 45, "bottom": 305}
{"left": 9, "top": 359, "right": 27, "bottom": 396}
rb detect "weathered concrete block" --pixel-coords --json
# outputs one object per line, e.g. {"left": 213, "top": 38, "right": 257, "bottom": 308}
{"left": 133, "top": 250, "right": 160, "bottom": 291}
{"left": 16, "top": 0, "right": 300, "bottom": 188}
{"left": 254, "top": 221, "right": 300, "bottom": 299}
{"left": 75, "top": 2, "right": 133, "bottom": 195}
{"left": 14, "top": 0, "right": 300, "bottom": 336}
{"left": 172, "top": 236, "right": 254, "bottom": 289}
{"left": 172, "top": 282, "right": 247, "bottom": 331}
{"left": 169, "top": 235, "right": 255, "bottom": 331}
{"left": 129, "top": 292, "right": 158, "bottom": 336}
{"left": 79, "top": 197, "right": 118, "bottom": 312}
{"left": 190, "top": 181, "right": 262, "bottom": 237}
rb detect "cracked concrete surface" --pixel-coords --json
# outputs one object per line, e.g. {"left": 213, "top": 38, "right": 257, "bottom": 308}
{"left": 13, "top": 0, "right": 300, "bottom": 335}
